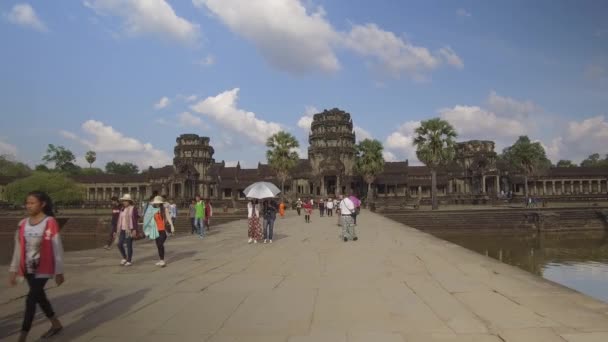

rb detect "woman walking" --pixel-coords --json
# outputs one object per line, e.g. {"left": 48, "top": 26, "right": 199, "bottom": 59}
{"left": 303, "top": 198, "right": 313, "bottom": 223}
{"left": 143, "top": 196, "right": 175, "bottom": 267}
{"left": 205, "top": 199, "right": 213, "bottom": 231}
{"left": 116, "top": 194, "right": 138, "bottom": 266}
{"left": 189, "top": 199, "right": 196, "bottom": 234}
{"left": 8, "top": 191, "right": 64, "bottom": 342}
{"left": 247, "top": 200, "right": 262, "bottom": 243}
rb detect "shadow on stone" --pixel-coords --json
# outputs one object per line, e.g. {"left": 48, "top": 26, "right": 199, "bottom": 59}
{"left": 136, "top": 250, "right": 198, "bottom": 265}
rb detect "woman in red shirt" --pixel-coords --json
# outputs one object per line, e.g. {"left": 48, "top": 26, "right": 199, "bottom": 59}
{"left": 302, "top": 198, "right": 313, "bottom": 224}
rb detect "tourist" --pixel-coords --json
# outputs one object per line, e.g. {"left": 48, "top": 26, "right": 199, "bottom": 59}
{"left": 303, "top": 198, "right": 313, "bottom": 223}
{"left": 188, "top": 199, "right": 196, "bottom": 234}
{"left": 169, "top": 200, "right": 177, "bottom": 229}
{"left": 195, "top": 195, "right": 206, "bottom": 239}
{"left": 278, "top": 200, "right": 285, "bottom": 219}
{"left": 263, "top": 199, "right": 278, "bottom": 243}
{"left": 8, "top": 191, "right": 65, "bottom": 342}
{"left": 247, "top": 199, "right": 262, "bottom": 243}
{"left": 319, "top": 198, "right": 325, "bottom": 217}
{"left": 143, "top": 196, "right": 175, "bottom": 267}
{"left": 296, "top": 198, "right": 302, "bottom": 216}
{"left": 104, "top": 196, "right": 121, "bottom": 250}
{"left": 116, "top": 194, "right": 139, "bottom": 266}
{"left": 326, "top": 198, "right": 334, "bottom": 217}
{"left": 339, "top": 195, "right": 358, "bottom": 242}
{"left": 205, "top": 199, "right": 213, "bottom": 231}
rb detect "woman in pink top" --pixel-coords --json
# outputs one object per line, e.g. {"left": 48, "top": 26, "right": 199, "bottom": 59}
{"left": 8, "top": 191, "right": 64, "bottom": 341}
{"left": 115, "top": 194, "right": 139, "bottom": 266}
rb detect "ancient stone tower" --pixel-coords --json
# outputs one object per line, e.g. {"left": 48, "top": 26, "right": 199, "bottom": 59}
{"left": 173, "top": 134, "right": 215, "bottom": 181}
{"left": 308, "top": 108, "right": 357, "bottom": 196}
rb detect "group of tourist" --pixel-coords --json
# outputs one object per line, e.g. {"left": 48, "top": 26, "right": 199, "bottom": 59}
{"left": 246, "top": 199, "right": 284, "bottom": 244}
{"left": 188, "top": 195, "right": 213, "bottom": 239}
{"left": 294, "top": 195, "right": 360, "bottom": 241}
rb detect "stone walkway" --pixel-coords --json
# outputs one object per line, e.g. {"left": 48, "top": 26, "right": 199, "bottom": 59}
{"left": 1, "top": 211, "right": 608, "bottom": 341}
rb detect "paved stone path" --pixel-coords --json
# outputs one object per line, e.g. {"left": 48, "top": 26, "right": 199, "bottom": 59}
{"left": 2, "top": 211, "right": 608, "bottom": 341}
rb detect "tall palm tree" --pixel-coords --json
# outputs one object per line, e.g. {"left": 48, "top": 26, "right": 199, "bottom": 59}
{"left": 500, "top": 136, "right": 550, "bottom": 197}
{"left": 413, "top": 118, "right": 458, "bottom": 210}
{"left": 85, "top": 150, "right": 96, "bottom": 168}
{"left": 266, "top": 131, "right": 300, "bottom": 197}
{"left": 355, "top": 139, "right": 385, "bottom": 203}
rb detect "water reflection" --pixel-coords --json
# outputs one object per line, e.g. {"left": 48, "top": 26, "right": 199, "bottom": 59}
{"left": 429, "top": 230, "right": 608, "bottom": 303}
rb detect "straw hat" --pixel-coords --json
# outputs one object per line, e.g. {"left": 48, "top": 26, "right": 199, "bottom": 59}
{"left": 119, "top": 194, "right": 134, "bottom": 202}
{"left": 150, "top": 196, "right": 165, "bottom": 205}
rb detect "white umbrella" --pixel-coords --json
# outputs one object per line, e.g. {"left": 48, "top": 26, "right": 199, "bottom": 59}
{"left": 243, "top": 181, "right": 281, "bottom": 199}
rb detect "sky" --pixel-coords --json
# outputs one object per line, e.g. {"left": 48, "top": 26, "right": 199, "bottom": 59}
{"left": 1, "top": 0, "right": 607, "bottom": 169}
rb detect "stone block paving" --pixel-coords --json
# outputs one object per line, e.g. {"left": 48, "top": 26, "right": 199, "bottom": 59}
{"left": 2, "top": 210, "right": 608, "bottom": 341}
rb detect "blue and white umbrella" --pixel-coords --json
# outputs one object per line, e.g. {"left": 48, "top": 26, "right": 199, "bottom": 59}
{"left": 243, "top": 181, "right": 281, "bottom": 199}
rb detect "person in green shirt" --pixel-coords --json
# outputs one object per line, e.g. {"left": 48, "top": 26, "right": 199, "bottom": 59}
{"left": 194, "top": 195, "right": 205, "bottom": 239}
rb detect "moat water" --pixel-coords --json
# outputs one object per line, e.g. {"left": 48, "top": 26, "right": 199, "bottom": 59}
{"left": 428, "top": 230, "right": 608, "bottom": 303}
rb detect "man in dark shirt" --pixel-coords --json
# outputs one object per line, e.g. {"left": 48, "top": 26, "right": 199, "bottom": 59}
{"left": 104, "top": 196, "right": 122, "bottom": 250}
{"left": 263, "top": 199, "right": 279, "bottom": 243}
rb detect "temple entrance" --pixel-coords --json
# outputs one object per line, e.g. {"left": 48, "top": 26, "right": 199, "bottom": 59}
{"left": 324, "top": 176, "right": 337, "bottom": 196}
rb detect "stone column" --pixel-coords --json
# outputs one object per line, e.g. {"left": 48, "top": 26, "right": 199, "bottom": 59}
{"left": 552, "top": 181, "right": 556, "bottom": 196}
{"left": 481, "top": 176, "right": 486, "bottom": 193}
{"left": 336, "top": 175, "right": 341, "bottom": 196}
{"left": 495, "top": 176, "right": 500, "bottom": 194}
{"left": 542, "top": 181, "right": 547, "bottom": 195}
{"left": 320, "top": 177, "right": 326, "bottom": 196}
{"left": 580, "top": 180, "right": 584, "bottom": 194}
{"left": 561, "top": 180, "right": 565, "bottom": 195}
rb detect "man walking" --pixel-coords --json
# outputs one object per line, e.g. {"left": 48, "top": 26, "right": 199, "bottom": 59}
{"left": 195, "top": 195, "right": 206, "bottom": 239}
{"left": 319, "top": 198, "right": 325, "bottom": 217}
{"left": 263, "top": 199, "right": 278, "bottom": 243}
{"left": 339, "top": 195, "right": 358, "bottom": 242}
{"left": 326, "top": 198, "right": 334, "bottom": 217}
{"left": 189, "top": 199, "right": 196, "bottom": 234}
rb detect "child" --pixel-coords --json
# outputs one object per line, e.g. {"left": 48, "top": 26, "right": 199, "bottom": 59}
{"left": 8, "top": 191, "right": 64, "bottom": 341}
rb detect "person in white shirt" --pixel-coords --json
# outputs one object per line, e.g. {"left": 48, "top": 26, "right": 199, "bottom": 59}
{"left": 338, "top": 195, "right": 358, "bottom": 242}
{"left": 326, "top": 198, "right": 334, "bottom": 216}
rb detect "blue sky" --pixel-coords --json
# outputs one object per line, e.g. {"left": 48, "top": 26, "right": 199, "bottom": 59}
{"left": 1, "top": 0, "right": 607, "bottom": 169}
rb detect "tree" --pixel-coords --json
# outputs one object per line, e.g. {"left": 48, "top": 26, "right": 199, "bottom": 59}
{"left": 354, "top": 139, "right": 385, "bottom": 203}
{"left": 0, "top": 155, "right": 32, "bottom": 178}
{"left": 266, "top": 131, "right": 300, "bottom": 197}
{"left": 500, "top": 136, "right": 551, "bottom": 197}
{"left": 556, "top": 159, "right": 577, "bottom": 168}
{"left": 85, "top": 150, "right": 97, "bottom": 168}
{"left": 42, "top": 144, "right": 77, "bottom": 172}
{"left": 413, "top": 118, "right": 458, "bottom": 210}
{"left": 105, "top": 161, "right": 139, "bottom": 175}
{"left": 80, "top": 167, "right": 104, "bottom": 175}
{"left": 5, "top": 172, "right": 85, "bottom": 206}
{"left": 580, "top": 153, "right": 608, "bottom": 167}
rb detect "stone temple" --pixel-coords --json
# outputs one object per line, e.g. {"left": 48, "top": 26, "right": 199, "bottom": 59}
{"left": 72, "top": 108, "right": 608, "bottom": 207}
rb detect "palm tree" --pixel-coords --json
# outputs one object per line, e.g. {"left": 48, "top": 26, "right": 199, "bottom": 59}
{"left": 500, "top": 136, "right": 550, "bottom": 197}
{"left": 413, "top": 118, "right": 458, "bottom": 210}
{"left": 266, "top": 131, "right": 300, "bottom": 197}
{"left": 355, "top": 139, "right": 385, "bottom": 203}
{"left": 85, "top": 150, "right": 96, "bottom": 168}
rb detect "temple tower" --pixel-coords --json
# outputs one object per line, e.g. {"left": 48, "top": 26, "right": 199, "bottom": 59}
{"left": 308, "top": 108, "right": 357, "bottom": 196}
{"left": 173, "top": 134, "right": 215, "bottom": 197}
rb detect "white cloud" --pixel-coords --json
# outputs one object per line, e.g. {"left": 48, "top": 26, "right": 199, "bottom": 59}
{"left": 456, "top": 8, "right": 471, "bottom": 17}
{"left": 200, "top": 0, "right": 340, "bottom": 74}
{"left": 197, "top": 54, "right": 215, "bottom": 66}
{"left": 178, "top": 111, "right": 209, "bottom": 130}
{"left": 154, "top": 96, "right": 170, "bottom": 109}
{"left": 486, "top": 90, "right": 541, "bottom": 119}
{"left": 343, "top": 23, "right": 445, "bottom": 79}
{"left": 584, "top": 63, "right": 607, "bottom": 83}
{"left": 198, "top": 0, "right": 462, "bottom": 78}
{"left": 384, "top": 120, "right": 421, "bottom": 164}
{"left": 438, "top": 46, "right": 464, "bottom": 69}
{"left": 84, "top": 0, "right": 200, "bottom": 45}
{"left": 382, "top": 150, "right": 397, "bottom": 162}
{"left": 297, "top": 106, "right": 318, "bottom": 132}
{"left": 438, "top": 105, "right": 527, "bottom": 140}
{"left": 0, "top": 139, "right": 18, "bottom": 156}
{"left": 190, "top": 88, "right": 282, "bottom": 144}
{"left": 186, "top": 95, "right": 198, "bottom": 102}
{"left": 6, "top": 3, "right": 48, "bottom": 32}
{"left": 354, "top": 126, "right": 372, "bottom": 141}
{"left": 61, "top": 120, "right": 171, "bottom": 167}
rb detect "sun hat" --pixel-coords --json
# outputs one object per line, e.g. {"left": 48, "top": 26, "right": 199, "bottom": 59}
{"left": 151, "top": 196, "right": 165, "bottom": 205}
{"left": 119, "top": 194, "right": 134, "bottom": 202}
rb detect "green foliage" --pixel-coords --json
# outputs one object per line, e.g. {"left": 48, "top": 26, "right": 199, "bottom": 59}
{"left": 413, "top": 118, "right": 458, "bottom": 210}
{"left": 500, "top": 136, "right": 551, "bottom": 196}
{"left": 266, "top": 131, "right": 300, "bottom": 193}
{"left": 413, "top": 118, "right": 458, "bottom": 169}
{"left": 85, "top": 150, "right": 97, "bottom": 167}
{"left": 34, "top": 164, "right": 50, "bottom": 172}
{"left": 355, "top": 139, "right": 385, "bottom": 183}
{"left": 556, "top": 159, "right": 577, "bottom": 168}
{"left": 80, "top": 167, "right": 104, "bottom": 175}
{"left": 0, "top": 155, "right": 32, "bottom": 177}
{"left": 105, "top": 161, "right": 139, "bottom": 175}
{"left": 580, "top": 153, "right": 608, "bottom": 167}
{"left": 42, "top": 144, "right": 77, "bottom": 172}
{"left": 5, "top": 172, "right": 85, "bottom": 205}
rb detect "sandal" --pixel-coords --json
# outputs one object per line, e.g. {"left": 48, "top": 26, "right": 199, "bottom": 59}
{"left": 41, "top": 326, "right": 63, "bottom": 339}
